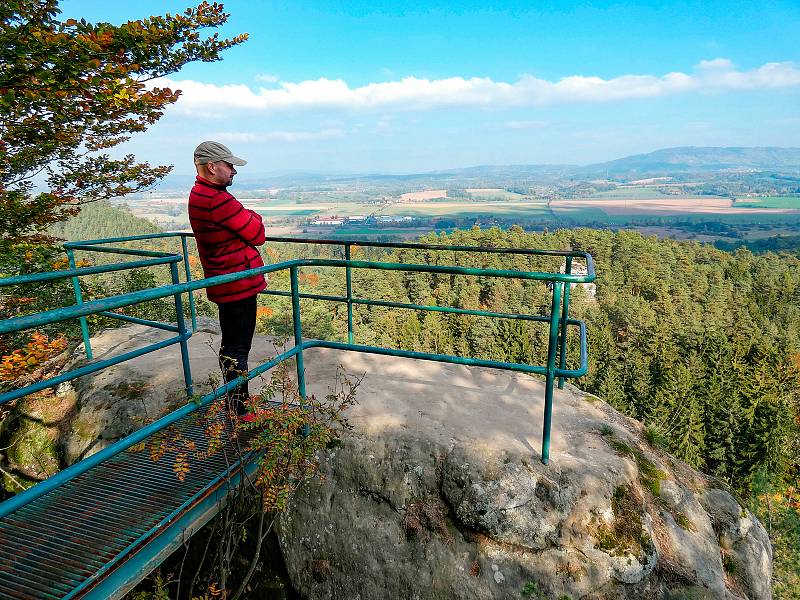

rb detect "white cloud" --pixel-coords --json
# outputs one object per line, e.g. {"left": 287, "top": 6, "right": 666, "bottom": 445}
{"left": 153, "top": 59, "right": 800, "bottom": 114}
{"left": 254, "top": 73, "right": 279, "bottom": 83}
{"left": 212, "top": 129, "right": 345, "bottom": 143}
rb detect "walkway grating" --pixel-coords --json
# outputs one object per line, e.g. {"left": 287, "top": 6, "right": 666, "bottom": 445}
{"left": 0, "top": 405, "right": 256, "bottom": 599}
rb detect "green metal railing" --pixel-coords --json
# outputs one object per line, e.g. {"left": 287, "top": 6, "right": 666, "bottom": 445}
{"left": 0, "top": 232, "right": 595, "bottom": 523}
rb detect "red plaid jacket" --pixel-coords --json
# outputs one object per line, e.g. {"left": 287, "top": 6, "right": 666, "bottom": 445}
{"left": 188, "top": 176, "right": 267, "bottom": 304}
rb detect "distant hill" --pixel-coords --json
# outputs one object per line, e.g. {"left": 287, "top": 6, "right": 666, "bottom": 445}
{"left": 585, "top": 146, "right": 800, "bottom": 176}
{"left": 143, "top": 146, "right": 800, "bottom": 192}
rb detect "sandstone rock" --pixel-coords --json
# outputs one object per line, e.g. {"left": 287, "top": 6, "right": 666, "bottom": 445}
{"left": 37, "top": 324, "right": 772, "bottom": 598}
{"left": 1, "top": 378, "right": 77, "bottom": 491}
{"left": 59, "top": 318, "right": 275, "bottom": 465}
{"left": 276, "top": 347, "right": 773, "bottom": 600}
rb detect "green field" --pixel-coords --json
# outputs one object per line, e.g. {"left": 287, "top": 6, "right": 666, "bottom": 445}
{"left": 589, "top": 186, "right": 671, "bottom": 199}
{"left": 733, "top": 196, "right": 800, "bottom": 209}
{"left": 465, "top": 189, "right": 528, "bottom": 201}
{"left": 549, "top": 206, "right": 614, "bottom": 222}
{"left": 382, "top": 201, "right": 550, "bottom": 218}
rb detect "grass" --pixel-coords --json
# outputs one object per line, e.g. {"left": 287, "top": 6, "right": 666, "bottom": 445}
{"left": 675, "top": 513, "right": 696, "bottom": 532}
{"left": 722, "top": 554, "right": 737, "bottom": 574}
{"left": 590, "top": 187, "right": 671, "bottom": 199}
{"left": 521, "top": 581, "right": 547, "bottom": 599}
{"left": 644, "top": 424, "right": 668, "bottom": 449}
{"left": 733, "top": 196, "right": 800, "bottom": 209}
{"left": 605, "top": 436, "right": 667, "bottom": 496}
{"left": 465, "top": 189, "right": 528, "bottom": 201}
{"left": 595, "top": 485, "right": 652, "bottom": 557}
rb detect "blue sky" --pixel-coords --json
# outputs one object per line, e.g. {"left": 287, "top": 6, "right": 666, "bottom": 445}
{"left": 61, "top": 1, "right": 800, "bottom": 176}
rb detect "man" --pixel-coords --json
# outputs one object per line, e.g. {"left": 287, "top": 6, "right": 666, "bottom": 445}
{"left": 189, "top": 141, "right": 267, "bottom": 415}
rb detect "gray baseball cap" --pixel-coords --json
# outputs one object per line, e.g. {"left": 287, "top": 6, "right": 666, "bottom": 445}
{"left": 193, "top": 141, "right": 247, "bottom": 166}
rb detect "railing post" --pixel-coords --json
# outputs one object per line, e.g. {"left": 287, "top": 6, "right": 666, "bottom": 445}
{"left": 344, "top": 243, "right": 354, "bottom": 344}
{"left": 170, "top": 263, "right": 194, "bottom": 397}
{"left": 180, "top": 234, "right": 198, "bottom": 333}
{"left": 290, "top": 266, "right": 307, "bottom": 408}
{"left": 542, "top": 281, "right": 563, "bottom": 465}
{"left": 558, "top": 257, "right": 572, "bottom": 389}
{"left": 66, "top": 248, "right": 92, "bottom": 360}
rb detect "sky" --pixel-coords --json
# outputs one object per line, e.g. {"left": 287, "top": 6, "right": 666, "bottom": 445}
{"left": 60, "top": 0, "right": 800, "bottom": 176}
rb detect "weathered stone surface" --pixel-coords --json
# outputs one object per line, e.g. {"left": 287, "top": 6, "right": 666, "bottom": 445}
{"left": 58, "top": 318, "right": 278, "bottom": 465}
{"left": 1, "top": 375, "right": 77, "bottom": 491}
{"left": 45, "top": 324, "right": 772, "bottom": 598}
{"left": 276, "top": 348, "right": 772, "bottom": 600}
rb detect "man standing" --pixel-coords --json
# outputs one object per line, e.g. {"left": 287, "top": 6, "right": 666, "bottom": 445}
{"left": 189, "top": 141, "right": 267, "bottom": 415}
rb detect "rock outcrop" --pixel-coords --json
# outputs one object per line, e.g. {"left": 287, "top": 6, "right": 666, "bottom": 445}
{"left": 17, "top": 323, "right": 771, "bottom": 598}
{"left": 57, "top": 318, "right": 278, "bottom": 465}
{"left": 278, "top": 348, "right": 772, "bottom": 600}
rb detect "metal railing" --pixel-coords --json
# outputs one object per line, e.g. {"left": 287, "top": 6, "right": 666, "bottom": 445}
{"left": 0, "top": 232, "right": 595, "bottom": 519}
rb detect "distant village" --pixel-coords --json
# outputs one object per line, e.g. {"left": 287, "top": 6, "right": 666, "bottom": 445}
{"left": 309, "top": 214, "right": 414, "bottom": 227}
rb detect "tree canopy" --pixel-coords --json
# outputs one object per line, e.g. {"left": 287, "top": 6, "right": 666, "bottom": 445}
{"left": 0, "top": 0, "right": 247, "bottom": 242}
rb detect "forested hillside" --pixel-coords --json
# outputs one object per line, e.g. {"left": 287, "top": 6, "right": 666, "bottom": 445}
{"left": 48, "top": 200, "right": 161, "bottom": 241}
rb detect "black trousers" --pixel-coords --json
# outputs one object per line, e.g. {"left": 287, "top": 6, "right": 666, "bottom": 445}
{"left": 217, "top": 294, "right": 257, "bottom": 414}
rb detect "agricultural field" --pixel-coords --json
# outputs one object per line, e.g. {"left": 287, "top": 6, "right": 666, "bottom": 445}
{"left": 551, "top": 195, "right": 800, "bottom": 218}
{"left": 551, "top": 196, "right": 732, "bottom": 216}
{"left": 465, "top": 188, "right": 528, "bottom": 200}
{"left": 733, "top": 196, "right": 800, "bottom": 209}
{"left": 118, "top": 185, "right": 800, "bottom": 243}
{"left": 399, "top": 190, "right": 447, "bottom": 201}
{"left": 381, "top": 199, "right": 550, "bottom": 218}
{"left": 591, "top": 186, "right": 674, "bottom": 199}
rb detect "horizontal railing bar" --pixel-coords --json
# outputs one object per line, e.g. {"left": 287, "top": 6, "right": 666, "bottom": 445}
{"left": 96, "top": 312, "right": 180, "bottom": 333}
{"left": 350, "top": 298, "right": 551, "bottom": 321}
{"left": 0, "top": 334, "right": 188, "bottom": 406}
{"left": 65, "top": 231, "right": 595, "bottom": 278}
{"left": 0, "top": 259, "right": 593, "bottom": 335}
{"left": 304, "top": 339, "right": 547, "bottom": 375}
{"left": 262, "top": 289, "right": 344, "bottom": 302}
{"left": 336, "top": 258, "right": 594, "bottom": 282}
{"left": 0, "top": 345, "right": 301, "bottom": 519}
{"left": 264, "top": 234, "right": 593, "bottom": 260}
{"left": 302, "top": 319, "right": 587, "bottom": 377}
{"left": 63, "top": 232, "right": 190, "bottom": 248}
{"left": 263, "top": 288, "right": 557, "bottom": 323}
{"left": 0, "top": 256, "right": 180, "bottom": 288}
{"left": 60, "top": 245, "right": 178, "bottom": 258}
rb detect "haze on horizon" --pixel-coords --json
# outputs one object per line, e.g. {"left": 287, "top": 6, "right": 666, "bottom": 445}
{"left": 61, "top": 0, "right": 800, "bottom": 175}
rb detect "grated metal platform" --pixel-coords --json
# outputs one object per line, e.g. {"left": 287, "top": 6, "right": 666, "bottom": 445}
{"left": 0, "top": 407, "right": 257, "bottom": 599}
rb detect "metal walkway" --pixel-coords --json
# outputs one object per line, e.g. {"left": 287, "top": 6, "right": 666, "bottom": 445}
{"left": 0, "top": 406, "right": 256, "bottom": 599}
